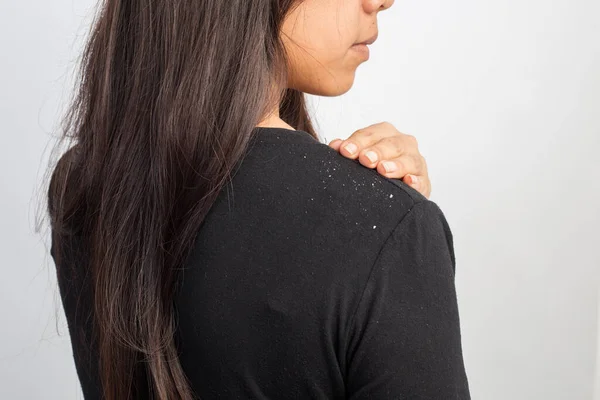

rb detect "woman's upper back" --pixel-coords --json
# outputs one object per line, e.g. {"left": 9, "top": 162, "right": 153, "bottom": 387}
{"left": 54, "top": 126, "right": 470, "bottom": 399}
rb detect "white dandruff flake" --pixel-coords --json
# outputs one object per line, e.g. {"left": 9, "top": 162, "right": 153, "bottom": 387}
{"left": 373, "top": 225, "right": 377, "bottom": 229}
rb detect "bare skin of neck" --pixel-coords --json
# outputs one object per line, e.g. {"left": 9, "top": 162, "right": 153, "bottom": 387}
{"left": 255, "top": 111, "right": 296, "bottom": 130}
{"left": 256, "top": 84, "right": 295, "bottom": 131}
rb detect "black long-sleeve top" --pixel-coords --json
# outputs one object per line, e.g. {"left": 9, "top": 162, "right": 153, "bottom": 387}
{"left": 51, "top": 126, "right": 471, "bottom": 399}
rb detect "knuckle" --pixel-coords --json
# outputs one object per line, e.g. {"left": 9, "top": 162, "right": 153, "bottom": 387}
{"left": 412, "top": 154, "right": 422, "bottom": 167}
{"left": 360, "top": 129, "right": 374, "bottom": 137}
{"left": 394, "top": 158, "right": 404, "bottom": 171}
{"left": 381, "top": 135, "right": 399, "bottom": 145}
{"left": 379, "top": 136, "right": 404, "bottom": 153}
{"left": 376, "top": 121, "right": 394, "bottom": 130}
{"left": 351, "top": 128, "right": 374, "bottom": 142}
{"left": 405, "top": 134, "right": 417, "bottom": 144}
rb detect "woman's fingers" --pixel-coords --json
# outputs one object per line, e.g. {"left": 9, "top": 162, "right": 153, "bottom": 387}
{"left": 402, "top": 174, "right": 432, "bottom": 198}
{"left": 328, "top": 138, "right": 344, "bottom": 151}
{"left": 373, "top": 153, "right": 424, "bottom": 178}
{"left": 355, "top": 135, "right": 422, "bottom": 170}
{"left": 375, "top": 155, "right": 432, "bottom": 198}
{"left": 332, "top": 122, "right": 399, "bottom": 158}
{"left": 327, "top": 121, "right": 433, "bottom": 198}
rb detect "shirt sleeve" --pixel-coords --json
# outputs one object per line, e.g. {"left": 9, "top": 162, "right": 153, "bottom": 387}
{"left": 51, "top": 232, "right": 103, "bottom": 400}
{"left": 345, "top": 200, "right": 471, "bottom": 399}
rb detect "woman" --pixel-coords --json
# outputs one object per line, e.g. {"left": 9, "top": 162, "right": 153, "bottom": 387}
{"left": 47, "top": 0, "right": 470, "bottom": 398}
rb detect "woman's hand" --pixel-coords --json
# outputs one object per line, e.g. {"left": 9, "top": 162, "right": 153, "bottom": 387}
{"left": 328, "top": 122, "right": 431, "bottom": 198}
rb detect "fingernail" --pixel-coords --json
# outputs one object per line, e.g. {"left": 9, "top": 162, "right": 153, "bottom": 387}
{"left": 365, "top": 150, "right": 378, "bottom": 163}
{"left": 382, "top": 161, "right": 397, "bottom": 172}
{"left": 344, "top": 142, "right": 357, "bottom": 155}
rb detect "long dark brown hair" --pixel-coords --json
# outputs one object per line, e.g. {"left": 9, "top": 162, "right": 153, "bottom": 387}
{"left": 44, "top": 0, "right": 318, "bottom": 398}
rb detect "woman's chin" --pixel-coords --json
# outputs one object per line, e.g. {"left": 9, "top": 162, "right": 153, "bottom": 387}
{"left": 294, "top": 75, "right": 356, "bottom": 97}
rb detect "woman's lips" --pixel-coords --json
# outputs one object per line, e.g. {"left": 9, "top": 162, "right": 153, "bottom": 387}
{"left": 350, "top": 43, "right": 370, "bottom": 60}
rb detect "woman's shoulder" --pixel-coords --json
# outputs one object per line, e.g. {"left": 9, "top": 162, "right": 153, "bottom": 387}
{"left": 242, "top": 127, "right": 430, "bottom": 229}
{"left": 208, "top": 127, "right": 448, "bottom": 285}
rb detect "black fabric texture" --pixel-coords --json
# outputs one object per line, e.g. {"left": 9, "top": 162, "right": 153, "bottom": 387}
{"left": 51, "top": 126, "right": 470, "bottom": 399}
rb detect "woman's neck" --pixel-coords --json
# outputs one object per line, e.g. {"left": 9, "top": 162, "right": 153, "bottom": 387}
{"left": 256, "top": 109, "right": 296, "bottom": 131}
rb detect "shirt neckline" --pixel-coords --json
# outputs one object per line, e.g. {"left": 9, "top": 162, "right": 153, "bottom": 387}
{"left": 251, "top": 126, "right": 321, "bottom": 144}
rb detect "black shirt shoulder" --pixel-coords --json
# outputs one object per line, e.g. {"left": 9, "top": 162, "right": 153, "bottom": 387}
{"left": 52, "top": 127, "right": 470, "bottom": 399}
{"left": 175, "top": 127, "right": 470, "bottom": 398}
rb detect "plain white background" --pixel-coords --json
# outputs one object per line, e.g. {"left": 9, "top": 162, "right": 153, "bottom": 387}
{"left": 1, "top": 0, "right": 599, "bottom": 399}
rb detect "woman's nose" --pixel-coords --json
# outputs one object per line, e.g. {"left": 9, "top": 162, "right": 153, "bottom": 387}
{"left": 381, "top": 0, "right": 395, "bottom": 10}
{"left": 364, "top": 0, "right": 395, "bottom": 13}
